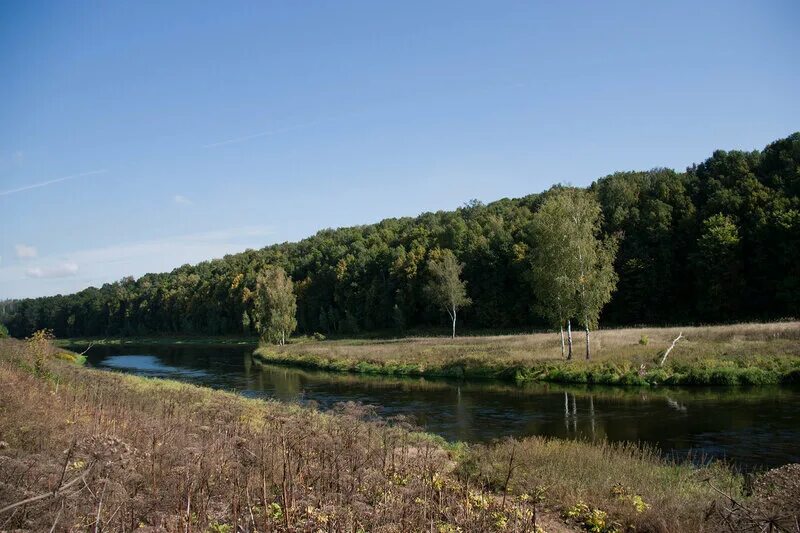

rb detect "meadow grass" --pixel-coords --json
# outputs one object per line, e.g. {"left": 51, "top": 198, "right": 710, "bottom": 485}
{"left": 1, "top": 337, "right": 783, "bottom": 532}
{"left": 254, "top": 322, "right": 800, "bottom": 386}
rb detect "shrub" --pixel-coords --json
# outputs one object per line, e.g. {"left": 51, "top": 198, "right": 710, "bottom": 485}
{"left": 782, "top": 368, "right": 800, "bottom": 384}
{"left": 737, "top": 367, "right": 775, "bottom": 385}
{"left": 644, "top": 368, "right": 669, "bottom": 385}
{"left": 708, "top": 367, "right": 740, "bottom": 386}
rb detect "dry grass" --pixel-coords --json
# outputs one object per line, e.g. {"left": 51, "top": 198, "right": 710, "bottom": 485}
{"left": 283, "top": 322, "right": 800, "bottom": 363}
{"left": 1, "top": 337, "right": 794, "bottom": 532}
{"left": 256, "top": 322, "right": 800, "bottom": 384}
{"left": 0, "top": 337, "right": 574, "bottom": 532}
{"left": 468, "top": 438, "right": 741, "bottom": 533}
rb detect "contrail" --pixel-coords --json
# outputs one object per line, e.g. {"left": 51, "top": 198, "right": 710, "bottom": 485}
{"left": 0, "top": 169, "right": 108, "bottom": 196}
{"left": 203, "top": 121, "right": 319, "bottom": 148}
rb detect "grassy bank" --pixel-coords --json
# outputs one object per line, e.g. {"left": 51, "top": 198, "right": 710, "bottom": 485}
{"left": 253, "top": 322, "right": 800, "bottom": 386}
{"left": 57, "top": 334, "right": 257, "bottom": 348}
{"left": 4, "top": 338, "right": 793, "bottom": 532}
{"left": 252, "top": 360, "right": 800, "bottom": 406}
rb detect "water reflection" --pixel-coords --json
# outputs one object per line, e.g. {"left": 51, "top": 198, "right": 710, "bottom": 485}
{"left": 80, "top": 343, "right": 800, "bottom": 469}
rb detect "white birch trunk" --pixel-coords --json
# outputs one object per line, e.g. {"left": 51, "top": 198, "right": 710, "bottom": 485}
{"left": 585, "top": 320, "right": 590, "bottom": 360}
{"left": 567, "top": 320, "right": 573, "bottom": 360}
{"left": 559, "top": 325, "right": 566, "bottom": 359}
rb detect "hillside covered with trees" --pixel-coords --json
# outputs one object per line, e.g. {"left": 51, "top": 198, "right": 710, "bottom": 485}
{"left": 3, "top": 133, "right": 798, "bottom": 338}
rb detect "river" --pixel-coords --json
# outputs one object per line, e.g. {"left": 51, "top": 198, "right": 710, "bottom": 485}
{"left": 82, "top": 343, "right": 800, "bottom": 470}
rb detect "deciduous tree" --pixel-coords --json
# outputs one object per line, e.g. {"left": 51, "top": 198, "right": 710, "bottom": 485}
{"left": 425, "top": 249, "right": 471, "bottom": 338}
{"left": 530, "top": 189, "right": 579, "bottom": 359}
{"left": 566, "top": 190, "right": 618, "bottom": 360}
{"left": 253, "top": 267, "right": 297, "bottom": 345}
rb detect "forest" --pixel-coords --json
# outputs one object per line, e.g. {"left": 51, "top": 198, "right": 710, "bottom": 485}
{"left": 2, "top": 133, "right": 798, "bottom": 339}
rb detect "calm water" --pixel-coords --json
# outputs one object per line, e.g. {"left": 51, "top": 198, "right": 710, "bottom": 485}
{"left": 82, "top": 344, "right": 800, "bottom": 470}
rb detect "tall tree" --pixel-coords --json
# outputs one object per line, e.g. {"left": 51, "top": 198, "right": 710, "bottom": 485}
{"left": 529, "top": 190, "right": 580, "bottom": 359}
{"left": 425, "top": 249, "right": 471, "bottom": 338}
{"left": 252, "top": 267, "right": 297, "bottom": 345}
{"left": 565, "top": 190, "right": 619, "bottom": 360}
{"left": 692, "top": 214, "right": 743, "bottom": 320}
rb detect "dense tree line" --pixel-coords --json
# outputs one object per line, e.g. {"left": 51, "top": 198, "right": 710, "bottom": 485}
{"left": 3, "top": 133, "right": 799, "bottom": 338}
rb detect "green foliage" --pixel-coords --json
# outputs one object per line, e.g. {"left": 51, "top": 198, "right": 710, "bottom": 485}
{"left": 5, "top": 134, "right": 800, "bottom": 338}
{"left": 0, "top": 322, "right": 8, "bottom": 338}
{"left": 425, "top": 249, "right": 471, "bottom": 337}
{"left": 694, "top": 214, "right": 743, "bottom": 319}
{"left": 564, "top": 501, "right": 619, "bottom": 532}
{"left": 28, "top": 328, "right": 55, "bottom": 377}
{"left": 267, "top": 502, "right": 283, "bottom": 522}
{"left": 558, "top": 189, "right": 619, "bottom": 333}
{"left": 253, "top": 267, "right": 297, "bottom": 345}
{"left": 529, "top": 188, "right": 580, "bottom": 331}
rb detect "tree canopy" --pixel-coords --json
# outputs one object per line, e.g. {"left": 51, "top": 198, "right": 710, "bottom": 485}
{"left": 4, "top": 133, "right": 799, "bottom": 339}
{"left": 251, "top": 267, "right": 297, "bottom": 345}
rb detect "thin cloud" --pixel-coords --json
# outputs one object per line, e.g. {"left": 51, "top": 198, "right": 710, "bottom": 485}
{"left": 27, "top": 262, "right": 79, "bottom": 279}
{"left": 0, "top": 226, "right": 275, "bottom": 299}
{"left": 15, "top": 244, "right": 37, "bottom": 259}
{"left": 0, "top": 169, "right": 107, "bottom": 197}
{"left": 203, "top": 122, "right": 318, "bottom": 148}
{"left": 174, "top": 194, "right": 193, "bottom": 205}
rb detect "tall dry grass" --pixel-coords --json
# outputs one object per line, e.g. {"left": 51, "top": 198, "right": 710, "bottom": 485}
{"left": 255, "top": 322, "right": 800, "bottom": 385}
{"left": 0, "top": 337, "right": 569, "bottom": 532}
{"left": 1, "top": 337, "right": 794, "bottom": 532}
{"left": 280, "top": 322, "right": 800, "bottom": 364}
{"left": 467, "top": 438, "right": 741, "bottom": 532}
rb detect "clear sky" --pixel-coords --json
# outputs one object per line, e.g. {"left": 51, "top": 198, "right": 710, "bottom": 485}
{"left": 1, "top": 1, "right": 798, "bottom": 299}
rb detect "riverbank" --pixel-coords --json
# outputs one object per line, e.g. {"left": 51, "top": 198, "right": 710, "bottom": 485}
{"left": 3, "top": 337, "right": 788, "bottom": 532}
{"left": 57, "top": 335, "right": 257, "bottom": 348}
{"left": 253, "top": 322, "right": 800, "bottom": 386}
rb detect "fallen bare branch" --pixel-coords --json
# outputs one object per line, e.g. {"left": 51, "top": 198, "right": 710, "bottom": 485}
{"left": 77, "top": 340, "right": 104, "bottom": 356}
{"left": 659, "top": 332, "right": 684, "bottom": 366}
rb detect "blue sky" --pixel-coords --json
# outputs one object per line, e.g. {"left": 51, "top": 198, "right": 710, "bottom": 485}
{"left": 1, "top": 1, "right": 798, "bottom": 299}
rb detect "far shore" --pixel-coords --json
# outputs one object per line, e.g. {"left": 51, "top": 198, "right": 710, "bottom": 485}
{"left": 54, "top": 321, "right": 800, "bottom": 387}
{"left": 56, "top": 335, "right": 258, "bottom": 347}
{"left": 253, "top": 322, "right": 800, "bottom": 387}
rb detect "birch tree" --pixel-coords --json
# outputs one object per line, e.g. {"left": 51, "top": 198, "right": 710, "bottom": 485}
{"left": 530, "top": 191, "right": 580, "bottom": 359}
{"left": 253, "top": 266, "right": 297, "bottom": 345}
{"left": 565, "top": 190, "right": 619, "bottom": 360}
{"left": 426, "top": 249, "right": 471, "bottom": 338}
